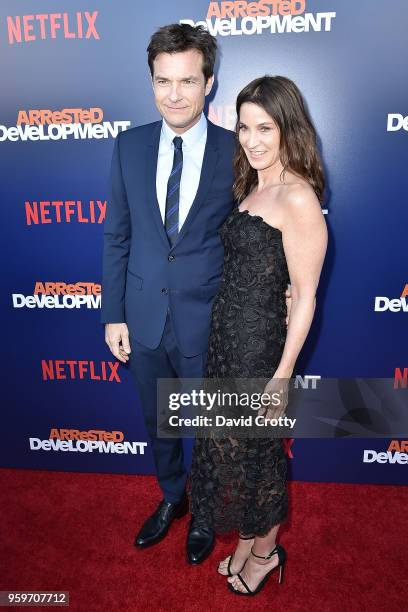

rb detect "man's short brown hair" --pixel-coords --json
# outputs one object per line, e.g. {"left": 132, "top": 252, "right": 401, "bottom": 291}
{"left": 147, "top": 23, "right": 217, "bottom": 82}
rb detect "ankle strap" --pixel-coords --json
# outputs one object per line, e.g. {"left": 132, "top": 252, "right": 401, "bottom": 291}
{"left": 250, "top": 544, "right": 278, "bottom": 560}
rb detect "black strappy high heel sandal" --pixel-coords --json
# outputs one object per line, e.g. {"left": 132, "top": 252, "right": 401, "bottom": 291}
{"left": 218, "top": 535, "right": 254, "bottom": 577}
{"left": 227, "top": 543, "right": 286, "bottom": 596}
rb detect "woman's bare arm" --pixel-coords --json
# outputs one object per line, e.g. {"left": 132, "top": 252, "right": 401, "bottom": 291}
{"left": 272, "top": 183, "right": 328, "bottom": 378}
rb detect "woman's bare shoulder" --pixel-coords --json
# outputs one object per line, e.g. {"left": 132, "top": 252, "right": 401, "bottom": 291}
{"left": 280, "top": 179, "right": 321, "bottom": 216}
{"left": 277, "top": 180, "right": 326, "bottom": 237}
{"left": 281, "top": 176, "right": 318, "bottom": 203}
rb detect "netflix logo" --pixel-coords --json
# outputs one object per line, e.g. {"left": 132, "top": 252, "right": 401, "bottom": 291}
{"left": 25, "top": 200, "right": 107, "bottom": 225}
{"left": 41, "top": 360, "right": 121, "bottom": 383}
{"left": 7, "top": 11, "right": 100, "bottom": 44}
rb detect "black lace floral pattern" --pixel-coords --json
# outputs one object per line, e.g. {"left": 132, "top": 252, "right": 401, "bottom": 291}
{"left": 188, "top": 206, "right": 291, "bottom": 537}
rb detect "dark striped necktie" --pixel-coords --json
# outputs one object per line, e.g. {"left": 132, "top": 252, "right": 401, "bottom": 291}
{"left": 164, "top": 136, "right": 183, "bottom": 247}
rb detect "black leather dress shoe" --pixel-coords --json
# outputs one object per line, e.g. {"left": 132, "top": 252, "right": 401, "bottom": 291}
{"left": 134, "top": 491, "right": 189, "bottom": 548}
{"left": 186, "top": 517, "right": 215, "bottom": 564}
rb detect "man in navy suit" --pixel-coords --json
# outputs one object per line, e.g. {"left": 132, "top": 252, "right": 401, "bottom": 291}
{"left": 101, "top": 24, "right": 235, "bottom": 564}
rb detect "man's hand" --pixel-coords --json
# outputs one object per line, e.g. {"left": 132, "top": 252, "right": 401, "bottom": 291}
{"left": 285, "top": 283, "right": 292, "bottom": 326}
{"left": 105, "top": 323, "right": 131, "bottom": 363}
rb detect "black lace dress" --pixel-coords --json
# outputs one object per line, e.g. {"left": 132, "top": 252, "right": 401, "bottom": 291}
{"left": 188, "top": 206, "right": 290, "bottom": 537}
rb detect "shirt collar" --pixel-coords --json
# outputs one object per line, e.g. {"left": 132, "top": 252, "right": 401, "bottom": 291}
{"left": 161, "top": 112, "right": 207, "bottom": 150}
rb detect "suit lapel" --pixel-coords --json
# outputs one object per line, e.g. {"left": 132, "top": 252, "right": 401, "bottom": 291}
{"left": 171, "top": 119, "right": 219, "bottom": 250}
{"left": 146, "top": 121, "right": 171, "bottom": 249}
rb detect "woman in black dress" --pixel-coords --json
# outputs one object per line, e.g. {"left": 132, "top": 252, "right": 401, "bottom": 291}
{"left": 188, "top": 76, "right": 328, "bottom": 596}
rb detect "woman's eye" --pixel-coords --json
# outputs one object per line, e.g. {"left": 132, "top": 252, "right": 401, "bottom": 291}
{"left": 238, "top": 124, "right": 246, "bottom": 130}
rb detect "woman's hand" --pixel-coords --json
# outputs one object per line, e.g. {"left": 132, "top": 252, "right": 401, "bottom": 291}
{"left": 260, "top": 369, "right": 292, "bottom": 420}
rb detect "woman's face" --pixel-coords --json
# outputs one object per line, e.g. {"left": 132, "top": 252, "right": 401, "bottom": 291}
{"left": 238, "top": 102, "right": 281, "bottom": 171}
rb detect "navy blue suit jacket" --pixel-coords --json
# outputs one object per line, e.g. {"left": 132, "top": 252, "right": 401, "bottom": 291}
{"left": 101, "top": 118, "right": 236, "bottom": 357}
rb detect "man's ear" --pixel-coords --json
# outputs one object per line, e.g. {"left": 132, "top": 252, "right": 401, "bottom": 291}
{"left": 205, "top": 75, "right": 215, "bottom": 96}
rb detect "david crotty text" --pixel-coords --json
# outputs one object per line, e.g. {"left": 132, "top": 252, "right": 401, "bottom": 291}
{"left": 168, "top": 415, "right": 296, "bottom": 428}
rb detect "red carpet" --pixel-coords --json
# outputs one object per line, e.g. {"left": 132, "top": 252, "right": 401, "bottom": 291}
{"left": 0, "top": 468, "right": 406, "bottom": 612}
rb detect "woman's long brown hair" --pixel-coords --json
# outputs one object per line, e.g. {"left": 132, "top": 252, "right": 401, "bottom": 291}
{"left": 233, "top": 76, "right": 325, "bottom": 203}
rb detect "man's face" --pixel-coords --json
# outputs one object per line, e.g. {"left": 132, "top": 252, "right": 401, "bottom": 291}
{"left": 152, "top": 49, "right": 214, "bottom": 134}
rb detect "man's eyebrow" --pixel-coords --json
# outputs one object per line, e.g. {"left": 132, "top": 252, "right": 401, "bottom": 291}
{"left": 154, "top": 75, "right": 199, "bottom": 81}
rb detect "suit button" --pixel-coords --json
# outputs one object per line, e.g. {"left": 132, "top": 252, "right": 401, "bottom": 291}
{"left": 161, "top": 288, "right": 168, "bottom": 295}
{"left": 168, "top": 255, "right": 175, "bottom": 262}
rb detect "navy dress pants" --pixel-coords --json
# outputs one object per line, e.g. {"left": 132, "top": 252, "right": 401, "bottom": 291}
{"left": 128, "top": 310, "right": 207, "bottom": 503}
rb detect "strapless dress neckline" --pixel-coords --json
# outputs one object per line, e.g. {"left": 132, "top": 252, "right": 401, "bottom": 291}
{"left": 235, "top": 206, "right": 282, "bottom": 235}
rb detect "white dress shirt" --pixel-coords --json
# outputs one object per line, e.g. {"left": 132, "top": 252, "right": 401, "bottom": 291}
{"left": 156, "top": 112, "right": 207, "bottom": 231}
